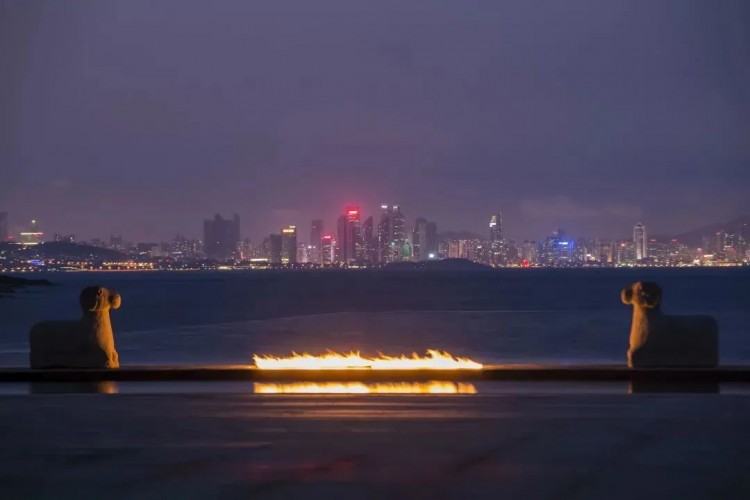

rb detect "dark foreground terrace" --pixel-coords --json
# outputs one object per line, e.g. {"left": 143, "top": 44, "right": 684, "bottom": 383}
{"left": 1, "top": 368, "right": 750, "bottom": 499}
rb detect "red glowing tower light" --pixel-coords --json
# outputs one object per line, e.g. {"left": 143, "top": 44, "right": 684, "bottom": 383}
{"left": 345, "top": 205, "right": 360, "bottom": 221}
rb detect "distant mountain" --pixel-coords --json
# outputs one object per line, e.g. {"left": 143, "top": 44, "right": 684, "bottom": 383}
{"left": 665, "top": 215, "right": 750, "bottom": 247}
{"left": 438, "top": 230, "right": 483, "bottom": 242}
{"left": 0, "top": 241, "right": 127, "bottom": 260}
{"left": 35, "top": 242, "right": 127, "bottom": 260}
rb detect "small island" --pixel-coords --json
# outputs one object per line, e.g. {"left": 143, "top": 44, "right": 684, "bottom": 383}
{"left": 0, "top": 275, "right": 53, "bottom": 297}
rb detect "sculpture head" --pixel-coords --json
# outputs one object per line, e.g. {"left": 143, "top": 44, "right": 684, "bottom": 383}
{"left": 79, "top": 286, "right": 121, "bottom": 313}
{"left": 621, "top": 281, "right": 661, "bottom": 309}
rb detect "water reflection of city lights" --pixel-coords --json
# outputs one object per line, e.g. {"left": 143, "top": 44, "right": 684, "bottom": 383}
{"left": 253, "top": 381, "right": 478, "bottom": 394}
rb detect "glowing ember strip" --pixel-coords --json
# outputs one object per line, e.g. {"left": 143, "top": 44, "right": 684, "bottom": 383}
{"left": 253, "top": 381, "right": 478, "bottom": 394}
{"left": 252, "top": 349, "right": 483, "bottom": 370}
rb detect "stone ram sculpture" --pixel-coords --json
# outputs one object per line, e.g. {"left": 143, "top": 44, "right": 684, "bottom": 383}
{"left": 29, "top": 286, "right": 121, "bottom": 369}
{"left": 621, "top": 281, "right": 718, "bottom": 368}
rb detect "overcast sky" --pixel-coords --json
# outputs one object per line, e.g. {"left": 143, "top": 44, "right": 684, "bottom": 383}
{"left": 1, "top": 0, "right": 748, "bottom": 243}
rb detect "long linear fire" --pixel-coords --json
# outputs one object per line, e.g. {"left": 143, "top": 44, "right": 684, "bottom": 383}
{"left": 252, "top": 349, "right": 483, "bottom": 370}
{"left": 254, "top": 381, "right": 478, "bottom": 394}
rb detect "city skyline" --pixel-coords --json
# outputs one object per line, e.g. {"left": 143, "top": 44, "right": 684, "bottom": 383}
{"left": 2, "top": 201, "right": 748, "bottom": 271}
{"left": 2, "top": 195, "right": 749, "bottom": 246}
{"left": 2, "top": 2, "right": 749, "bottom": 244}
{"left": 2, "top": 212, "right": 747, "bottom": 271}
{"left": 0, "top": 202, "right": 708, "bottom": 245}
{"left": 1, "top": 206, "right": 749, "bottom": 249}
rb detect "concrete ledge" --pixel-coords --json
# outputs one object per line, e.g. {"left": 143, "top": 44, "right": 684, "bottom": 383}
{"left": 1, "top": 365, "right": 750, "bottom": 383}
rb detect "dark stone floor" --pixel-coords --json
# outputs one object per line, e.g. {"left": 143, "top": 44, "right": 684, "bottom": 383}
{"left": 1, "top": 383, "right": 750, "bottom": 499}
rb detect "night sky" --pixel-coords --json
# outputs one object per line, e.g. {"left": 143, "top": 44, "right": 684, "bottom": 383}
{"left": 1, "top": 1, "right": 748, "bottom": 243}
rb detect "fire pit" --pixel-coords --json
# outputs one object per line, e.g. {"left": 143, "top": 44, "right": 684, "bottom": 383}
{"left": 252, "top": 349, "right": 483, "bottom": 370}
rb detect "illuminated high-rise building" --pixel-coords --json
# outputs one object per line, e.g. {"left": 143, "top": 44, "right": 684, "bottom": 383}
{"left": 618, "top": 240, "right": 636, "bottom": 264}
{"left": 426, "top": 222, "right": 438, "bottom": 258}
{"left": 377, "top": 205, "right": 391, "bottom": 262}
{"left": 281, "top": 225, "right": 297, "bottom": 264}
{"left": 203, "top": 214, "right": 240, "bottom": 260}
{"left": 259, "top": 236, "right": 271, "bottom": 260}
{"left": 597, "top": 240, "right": 615, "bottom": 264}
{"left": 412, "top": 218, "right": 438, "bottom": 261}
{"left": 393, "top": 207, "right": 405, "bottom": 242}
{"left": 634, "top": 222, "right": 647, "bottom": 260}
{"left": 0, "top": 212, "right": 7, "bottom": 242}
{"left": 269, "top": 234, "right": 282, "bottom": 264}
{"left": 336, "top": 215, "right": 346, "bottom": 263}
{"left": 377, "top": 205, "right": 406, "bottom": 263}
{"left": 538, "top": 228, "right": 574, "bottom": 266}
{"left": 489, "top": 213, "right": 504, "bottom": 266}
{"left": 309, "top": 219, "right": 323, "bottom": 264}
{"left": 171, "top": 234, "right": 202, "bottom": 259}
{"left": 321, "top": 234, "right": 334, "bottom": 265}
{"left": 447, "top": 239, "right": 472, "bottom": 259}
{"left": 336, "top": 206, "right": 362, "bottom": 264}
{"left": 489, "top": 214, "right": 503, "bottom": 242}
{"left": 362, "top": 216, "right": 376, "bottom": 263}
{"left": 715, "top": 230, "right": 729, "bottom": 259}
{"left": 297, "top": 242, "right": 308, "bottom": 264}
{"left": 521, "top": 240, "right": 538, "bottom": 265}
{"left": 412, "top": 218, "right": 427, "bottom": 261}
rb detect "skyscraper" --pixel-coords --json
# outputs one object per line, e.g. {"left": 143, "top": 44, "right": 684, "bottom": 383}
{"left": 618, "top": 240, "right": 636, "bottom": 264}
{"left": 538, "top": 228, "right": 573, "bottom": 266}
{"left": 171, "top": 234, "right": 201, "bottom": 259}
{"left": 413, "top": 218, "right": 427, "bottom": 261}
{"left": 715, "top": 231, "right": 726, "bottom": 258}
{"left": 634, "top": 222, "right": 647, "bottom": 260}
{"left": 412, "top": 218, "right": 438, "bottom": 261}
{"left": 377, "top": 205, "right": 391, "bottom": 262}
{"left": 336, "top": 206, "right": 362, "bottom": 264}
{"left": 425, "top": 222, "right": 438, "bottom": 258}
{"left": 281, "top": 225, "right": 297, "bottom": 264}
{"left": 489, "top": 214, "right": 503, "bottom": 242}
{"left": 310, "top": 219, "right": 323, "bottom": 264}
{"left": 393, "top": 207, "right": 406, "bottom": 247}
{"left": 377, "top": 205, "right": 406, "bottom": 263}
{"left": 362, "top": 216, "right": 376, "bottom": 263}
{"left": 0, "top": 212, "right": 7, "bottom": 242}
{"left": 321, "top": 234, "right": 334, "bottom": 265}
{"left": 336, "top": 214, "right": 347, "bottom": 263}
{"left": 269, "top": 233, "right": 282, "bottom": 264}
{"left": 489, "top": 213, "right": 504, "bottom": 265}
{"left": 203, "top": 214, "right": 240, "bottom": 260}
{"left": 521, "top": 240, "right": 539, "bottom": 265}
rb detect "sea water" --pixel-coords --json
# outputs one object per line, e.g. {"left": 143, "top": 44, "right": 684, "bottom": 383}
{"left": 1, "top": 268, "right": 748, "bottom": 367}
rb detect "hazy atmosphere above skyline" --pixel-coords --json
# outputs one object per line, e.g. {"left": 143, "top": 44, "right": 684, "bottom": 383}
{"left": 1, "top": 0, "right": 749, "bottom": 243}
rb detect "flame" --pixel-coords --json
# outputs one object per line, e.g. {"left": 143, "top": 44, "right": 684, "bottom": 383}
{"left": 252, "top": 349, "right": 483, "bottom": 370}
{"left": 253, "top": 381, "right": 478, "bottom": 394}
